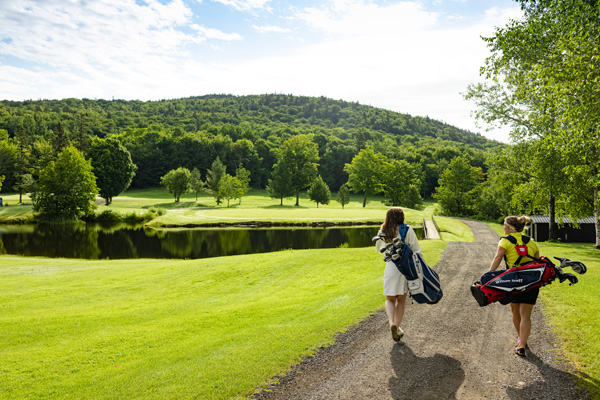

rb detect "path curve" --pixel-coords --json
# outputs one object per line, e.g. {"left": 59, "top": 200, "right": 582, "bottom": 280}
{"left": 254, "top": 219, "right": 589, "bottom": 400}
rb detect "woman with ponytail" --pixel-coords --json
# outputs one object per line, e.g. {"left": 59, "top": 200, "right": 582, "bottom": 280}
{"left": 375, "top": 207, "right": 424, "bottom": 342}
{"left": 489, "top": 215, "right": 540, "bottom": 357}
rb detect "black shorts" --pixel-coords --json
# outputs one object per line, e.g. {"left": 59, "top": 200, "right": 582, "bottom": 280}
{"left": 509, "top": 287, "right": 539, "bottom": 305}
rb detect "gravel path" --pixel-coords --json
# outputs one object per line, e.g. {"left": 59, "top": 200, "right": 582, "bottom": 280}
{"left": 253, "top": 220, "right": 589, "bottom": 400}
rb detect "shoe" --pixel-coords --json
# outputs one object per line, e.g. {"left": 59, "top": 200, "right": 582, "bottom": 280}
{"left": 391, "top": 325, "right": 404, "bottom": 342}
{"left": 515, "top": 347, "right": 526, "bottom": 357}
{"left": 516, "top": 337, "right": 529, "bottom": 349}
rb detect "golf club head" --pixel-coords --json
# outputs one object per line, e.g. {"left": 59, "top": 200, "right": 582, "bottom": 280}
{"left": 556, "top": 257, "right": 588, "bottom": 274}
{"left": 383, "top": 255, "right": 391, "bottom": 262}
{"left": 391, "top": 253, "right": 400, "bottom": 261}
{"left": 392, "top": 238, "right": 401, "bottom": 246}
{"left": 396, "top": 248, "right": 402, "bottom": 255}
{"left": 372, "top": 233, "right": 386, "bottom": 242}
{"left": 558, "top": 272, "right": 578, "bottom": 285}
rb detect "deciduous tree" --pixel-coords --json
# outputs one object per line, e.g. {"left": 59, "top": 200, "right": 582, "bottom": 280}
{"left": 344, "top": 148, "right": 389, "bottom": 207}
{"left": 279, "top": 135, "right": 319, "bottom": 206}
{"left": 433, "top": 156, "right": 483, "bottom": 216}
{"left": 190, "top": 167, "right": 204, "bottom": 201}
{"left": 266, "top": 162, "right": 295, "bottom": 205}
{"left": 160, "top": 167, "right": 191, "bottom": 202}
{"left": 88, "top": 137, "right": 137, "bottom": 205}
{"left": 35, "top": 146, "right": 98, "bottom": 220}
{"left": 336, "top": 184, "right": 350, "bottom": 209}
{"left": 307, "top": 175, "right": 330, "bottom": 208}
{"left": 206, "top": 157, "right": 226, "bottom": 205}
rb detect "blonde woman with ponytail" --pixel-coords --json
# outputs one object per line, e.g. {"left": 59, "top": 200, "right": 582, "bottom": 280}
{"left": 489, "top": 215, "right": 540, "bottom": 357}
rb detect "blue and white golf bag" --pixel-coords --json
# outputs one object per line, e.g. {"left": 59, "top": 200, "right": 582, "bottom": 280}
{"left": 375, "top": 224, "right": 443, "bottom": 304}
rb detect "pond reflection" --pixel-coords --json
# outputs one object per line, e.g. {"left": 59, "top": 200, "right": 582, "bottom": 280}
{"left": 0, "top": 224, "right": 424, "bottom": 260}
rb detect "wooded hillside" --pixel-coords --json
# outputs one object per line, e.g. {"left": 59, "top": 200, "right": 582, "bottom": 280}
{"left": 0, "top": 94, "right": 502, "bottom": 195}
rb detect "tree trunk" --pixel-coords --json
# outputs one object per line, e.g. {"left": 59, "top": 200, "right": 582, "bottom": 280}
{"left": 362, "top": 193, "right": 367, "bottom": 207}
{"left": 548, "top": 194, "right": 557, "bottom": 240}
{"left": 296, "top": 190, "right": 300, "bottom": 206}
{"left": 595, "top": 187, "right": 600, "bottom": 249}
{"left": 280, "top": 197, "right": 283, "bottom": 206}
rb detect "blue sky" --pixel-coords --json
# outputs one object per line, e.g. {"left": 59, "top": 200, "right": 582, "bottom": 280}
{"left": 0, "top": 0, "right": 522, "bottom": 142}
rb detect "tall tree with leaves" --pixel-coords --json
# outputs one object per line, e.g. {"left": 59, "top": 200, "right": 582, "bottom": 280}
{"left": 74, "top": 111, "right": 91, "bottom": 154}
{"left": 433, "top": 156, "right": 483, "bottom": 216}
{"left": 344, "top": 148, "right": 389, "bottom": 207}
{"left": 266, "top": 162, "right": 295, "bottom": 205}
{"left": 383, "top": 159, "right": 423, "bottom": 209}
{"left": 35, "top": 146, "right": 98, "bottom": 220}
{"left": 14, "top": 124, "right": 31, "bottom": 203}
{"left": 190, "top": 167, "right": 204, "bottom": 201}
{"left": 206, "top": 157, "right": 226, "bottom": 205}
{"left": 52, "top": 121, "right": 70, "bottom": 156}
{"left": 307, "top": 175, "right": 331, "bottom": 208}
{"left": 279, "top": 135, "right": 319, "bottom": 206}
{"left": 218, "top": 174, "right": 243, "bottom": 207}
{"left": 471, "top": 0, "right": 600, "bottom": 247}
{"left": 336, "top": 184, "right": 350, "bottom": 209}
{"left": 160, "top": 167, "right": 191, "bottom": 202}
{"left": 235, "top": 164, "right": 251, "bottom": 205}
{"left": 88, "top": 137, "right": 137, "bottom": 205}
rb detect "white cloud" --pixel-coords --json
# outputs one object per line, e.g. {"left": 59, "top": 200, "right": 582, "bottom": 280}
{"left": 211, "top": 0, "right": 272, "bottom": 12}
{"left": 251, "top": 25, "right": 291, "bottom": 33}
{"left": 0, "top": 0, "right": 522, "bottom": 142}
{"left": 297, "top": 1, "right": 438, "bottom": 36}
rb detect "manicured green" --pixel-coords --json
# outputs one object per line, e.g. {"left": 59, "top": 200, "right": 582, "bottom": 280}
{"left": 537, "top": 242, "right": 600, "bottom": 399}
{"left": 1, "top": 242, "right": 446, "bottom": 399}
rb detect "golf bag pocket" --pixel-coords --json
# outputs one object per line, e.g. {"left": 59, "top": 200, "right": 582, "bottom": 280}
{"left": 471, "top": 258, "right": 557, "bottom": 307}
{"left": 396, "top": 251, "right": 443, "bottom": 304}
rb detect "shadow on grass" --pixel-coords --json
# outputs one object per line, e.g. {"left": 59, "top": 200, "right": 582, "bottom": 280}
{"left": 260, "top": 204, "right": 309, "bottom": 209}
{"left": 150, "top": 201, "right": 209, "bottom": 209}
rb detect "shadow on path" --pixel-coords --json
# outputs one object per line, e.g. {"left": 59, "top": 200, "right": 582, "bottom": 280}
{"left": 506, "top": 351, "right": 594, "bottom": 400}
{"left": 389, "top": 344, "right": 465, "bottom": 400}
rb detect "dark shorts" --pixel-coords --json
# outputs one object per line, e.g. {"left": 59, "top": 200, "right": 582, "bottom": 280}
{"left": 509, "top": 287, "right": 539, "bottom": 305}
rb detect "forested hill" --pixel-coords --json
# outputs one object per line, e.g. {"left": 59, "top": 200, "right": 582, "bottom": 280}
{"left": 0, "top": 94, "right": 502, "bottom": 194}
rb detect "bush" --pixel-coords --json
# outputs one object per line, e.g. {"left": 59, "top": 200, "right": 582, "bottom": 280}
{"left": 95, "top": 209, "right": 121, "bottom": 223}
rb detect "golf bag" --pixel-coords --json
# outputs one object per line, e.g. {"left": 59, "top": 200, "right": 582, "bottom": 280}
{"left": 374, "top": 224, "right": 443, "bottom": 304}
{"left": 470, "top": 256, "right": 585, "bottom": 307}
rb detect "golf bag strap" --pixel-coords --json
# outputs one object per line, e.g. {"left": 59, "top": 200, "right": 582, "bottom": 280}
{"left": 399, "top": 224, "right": 409, "bottom": 244}
{"left": 502, "top": 234, "right": 532, "bottom": 269}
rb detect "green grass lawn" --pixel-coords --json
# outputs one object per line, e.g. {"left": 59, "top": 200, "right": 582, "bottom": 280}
{"left": 537, "top": 242, "right": 600, "bottom": 398}
{"left": 0, "top": 188, "right": 433, "bottom": 226}
{"left": 1, "top": 241, "right": 448, "bottom": 400}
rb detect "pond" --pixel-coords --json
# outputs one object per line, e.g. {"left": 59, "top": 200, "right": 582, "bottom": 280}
{"left": 0, "top": 224, "right": 425, "bottom": 260}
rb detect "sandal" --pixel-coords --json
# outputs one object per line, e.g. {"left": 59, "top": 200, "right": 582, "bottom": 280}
{"left": 515, "top": 347, "right": 526, "bottom": 357}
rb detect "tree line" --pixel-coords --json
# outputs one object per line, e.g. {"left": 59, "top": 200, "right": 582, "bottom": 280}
{"left": 0, "top": 94, "right": 501, "bottom": 213}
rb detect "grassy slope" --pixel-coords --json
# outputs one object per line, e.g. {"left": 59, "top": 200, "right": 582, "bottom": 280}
{"left": 1, "top": 242, "right": 450, "bottom": 400}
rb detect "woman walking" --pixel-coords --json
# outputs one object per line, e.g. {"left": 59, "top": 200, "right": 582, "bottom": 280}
{"left": 489, "top": 215, "right": 540, "bottom": 356}
{"left": 374, "top": 207, "right": 424, "bottom": 342}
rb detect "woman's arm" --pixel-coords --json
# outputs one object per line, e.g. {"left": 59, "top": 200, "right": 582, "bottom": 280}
{"left": 489, "top": 246, "right": 507, "bottom": 271}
